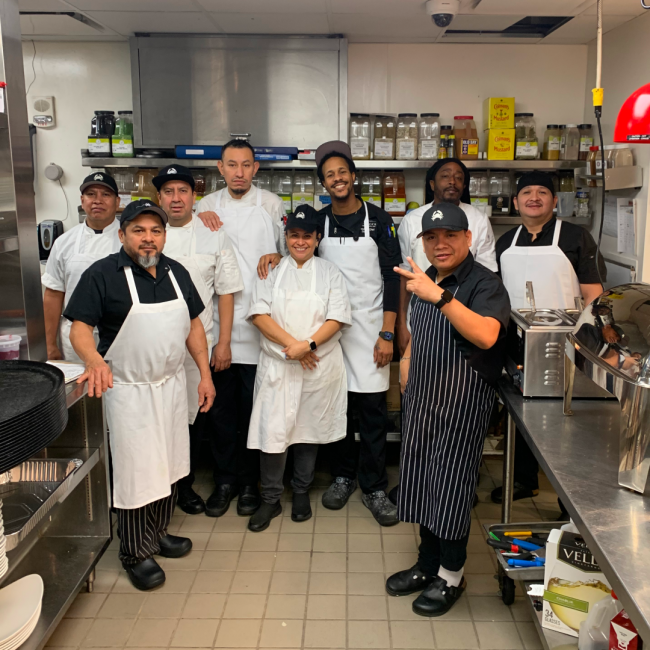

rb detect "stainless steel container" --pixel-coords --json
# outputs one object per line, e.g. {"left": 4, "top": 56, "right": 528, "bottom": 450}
{"left": 565, "top": 283, "right": 650, "bottom": 493}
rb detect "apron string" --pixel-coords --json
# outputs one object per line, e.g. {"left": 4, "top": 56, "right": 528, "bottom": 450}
{"left": 124, "top": 266, "right": 141, "bottom": 305}
{"left": 552, "top": 219, "right": 562, "bottom": 246}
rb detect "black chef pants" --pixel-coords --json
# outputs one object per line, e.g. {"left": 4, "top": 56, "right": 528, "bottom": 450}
{"left": 513, "top": 428, "right": 539, "bottom": 491}
{"left": 178, "top": 411, "right": 207, "bottom": 492}
{"left": 418, "top": 524, "right": 470, "bottom": 574}
{"left": 328, "top": 390, "right": 389, "bottom": 494}
{"left": 117, "top": 483, "right": 177, "bottom": 565}
{"left": 208, "top": 363, "right": 259, "bottom": 487}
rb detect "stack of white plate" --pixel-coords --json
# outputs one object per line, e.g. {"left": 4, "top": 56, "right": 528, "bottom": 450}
{"left": 0, "top": 499, "right": 6, "bottom": 579}
{"left": 0, "top": 575, "right": 44, "bottom": 650}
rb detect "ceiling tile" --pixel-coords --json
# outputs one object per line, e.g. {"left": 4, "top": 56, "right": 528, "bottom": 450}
{"left": 19, "top": 0, "right": 72, "bottom": 10}
{"left": 329, "top": 0, "right": 427, "bottom": 15}
{"left": 20, "top": 13, "right": 104, "bottom": 35}
{"left": 583, "top": 0, "right": 649, "bottom": 15}
{"left": 67, "top": 0, "right": 202, "bottom": 11}
{"left": 448, "top": 14, "right": 525, "bottom": 30}
{"left": 328, "top": 13, "right": 445, "bottom": 38}
{"left": 441, "top": 33, "right": 543, "bottom": 43}
{"left": 211, "top": 12, "right": 329, "bottom": 33}
{"left": 542, "top": 13, "right": 634, "bottom": 41}
{"left": 83, "top": 11, "right": 218, "bottom": 34}
{"left": 476, "top": 0, "right": 588, "bottom": 15}
{"left": 198, "top": 0, "right": 325, "bottom": 12}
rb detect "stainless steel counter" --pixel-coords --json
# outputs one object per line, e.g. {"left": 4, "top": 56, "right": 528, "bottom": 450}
{"left": 498, "top": 379, "right": 650, "bottom": 643}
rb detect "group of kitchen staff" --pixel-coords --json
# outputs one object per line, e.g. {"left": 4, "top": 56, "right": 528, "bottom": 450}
{"left": 42, "top": 139, "right": 604, "bottom": 608}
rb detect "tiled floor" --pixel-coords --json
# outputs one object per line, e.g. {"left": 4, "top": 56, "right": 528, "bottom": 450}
{"left": 47, "top": 454, "right": 563, "bottom": 650}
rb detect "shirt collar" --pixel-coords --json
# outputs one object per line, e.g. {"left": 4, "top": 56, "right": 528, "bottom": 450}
{"left": 83, "top": 217, "right": 118, "bottom": 234}
{"left": 166, "top": 216, "right": 194, "bottom": 230}
{"left": 522, "top": 216, "right": 556, "bottom": 238}
{"left": 425, "top": 251, "right": 475, "bottom": 286}
{"left": 117, "top": 246, "right": 170, "bottom": 271}
{"left": 287, "top": 255, "right": 315, "bottom": 270}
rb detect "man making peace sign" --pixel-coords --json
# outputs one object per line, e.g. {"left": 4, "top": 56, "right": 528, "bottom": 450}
{"left": 385, "top": 202, "right": 510, "bottom": 617}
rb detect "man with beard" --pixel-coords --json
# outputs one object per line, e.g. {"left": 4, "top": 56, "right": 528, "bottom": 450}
{"left": 65, "top": 200, "right": 215, "bottom": 591}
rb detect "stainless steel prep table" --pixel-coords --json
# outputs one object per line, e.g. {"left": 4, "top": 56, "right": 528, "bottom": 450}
{"left": 497, "top": 377, "right": 650, "bottom": 645}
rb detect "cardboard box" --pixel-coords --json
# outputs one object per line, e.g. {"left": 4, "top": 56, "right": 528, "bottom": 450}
{"left": 543, "top": 529, "right": 612, "bottom": 638}
{"left": 386, "top": 385, "right": 401, "bottom": 412}
{"left": 485, "top": 129, "right": 516, "bottom": 160}
{"left": 610, "top": 611, "right": 642, "bottom": 650}
{"left": 483, "top": 97, "right": 515, "bottom": 129}
{"left": 389, "top": 361, "right": 400, "bottom": 386}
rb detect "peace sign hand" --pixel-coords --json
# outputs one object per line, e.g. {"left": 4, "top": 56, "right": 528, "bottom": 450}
{"left": 394, "top": 258, "right": 444, "bottom": 305}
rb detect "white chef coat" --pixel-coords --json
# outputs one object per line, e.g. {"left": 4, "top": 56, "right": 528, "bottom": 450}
{"left": 397, "top": 202, "right": 497, "bottom": 273}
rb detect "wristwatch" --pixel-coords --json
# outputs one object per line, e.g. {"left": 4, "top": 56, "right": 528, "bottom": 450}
{"left": 307, "top": 338, "right": 317, "bottom": 351}
{"left": 435, "top": 289, "right": 454, "bottom": 310}
{"left": 379, "top": 331, "right": 395, "bottom": 341}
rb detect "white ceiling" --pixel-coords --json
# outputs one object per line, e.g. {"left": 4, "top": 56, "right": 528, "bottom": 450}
{"left": 18, "top": 0, "right": 650, "bottom": 43}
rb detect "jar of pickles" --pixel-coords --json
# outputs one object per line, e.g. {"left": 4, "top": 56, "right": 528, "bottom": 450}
{"left": 396, "top": 113, "right": 418, "bottom": 161}
{"left": 514, "top": 113, "right": 538, "bottom": 160}
{"left": 418, "top": 113, "right": 440, "bottom": 160}
{"left": 349, "top": 113, "right": 371, "bottom": 160}
{"left": 373, "top": 115, "right": 396, "bottom": 160}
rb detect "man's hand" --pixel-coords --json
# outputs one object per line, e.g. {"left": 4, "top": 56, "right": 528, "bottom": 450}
{"left": 258, "top": 253, "right": 283, "bottom": 280}
{"left": 197, "top": 376, "right": 216, "bottom": 413}
{"left": 397, "top": 325, "right": 411, "bottom": 358}
{"left": 394, "top": 257, "right": 443, "bottom": 304}
{"left": 601, "top": 324, "right": 620, "bottom": 345}
{"left": 374, "top": 337, "right": 393, "bottom": 368}
{"left": 77, "top": 357, "right": 113, "bottom": 398}
{"left": 197, "top": 211, "right": 224, "bottom": 232}
{"left": 211, "top": 341, "right": 232, "bottom": 372}
{"left": 47, "top": 345, "right": 63, "bottom": 361}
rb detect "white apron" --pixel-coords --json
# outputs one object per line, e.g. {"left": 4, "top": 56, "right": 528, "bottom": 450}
{"left": 500, "top": 219, "right": 582, "bottom": 310}
{"left": 104, "top": 266, "right": 191, "bottom": 510}
{"left": 318, "top": 202, "right": 390, "bottom": 393}
{"left": 164, "top": 217, "right": 214, "bottom": 425}
{"left": 247, "top": 256, "right": 347, "bottom": 453}
{"left": 61, "top": 221, "right": 121, "bottom": 360}
{"left": 213, "top": 187, "right": 277, "bottom": 365}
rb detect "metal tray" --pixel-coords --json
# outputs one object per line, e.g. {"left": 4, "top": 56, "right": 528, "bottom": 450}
{"left": 485, "top": 521, "right": 568, "bottom": 582}
{"left": 0, "top": 459, "right": 83, "bottom": 552}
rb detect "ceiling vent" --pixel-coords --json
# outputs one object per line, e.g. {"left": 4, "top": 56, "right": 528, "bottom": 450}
{"left": 444, "top": 15, "right": 572, "bottom": 39}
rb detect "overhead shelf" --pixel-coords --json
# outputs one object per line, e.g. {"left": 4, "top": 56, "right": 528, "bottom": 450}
{"left": 579, "top": 166, "right": 643, "bottom": 191}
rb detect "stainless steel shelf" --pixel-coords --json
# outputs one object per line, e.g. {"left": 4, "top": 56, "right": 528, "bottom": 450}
{"left": 524, "top": 581, "right": 578, "bottom": 650}
{"left": 81, "top": 156, "right": 586, "bottom": 171}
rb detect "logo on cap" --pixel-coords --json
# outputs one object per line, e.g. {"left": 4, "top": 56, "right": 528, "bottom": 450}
{"left": 144, "top": 202, "right": 152, "bottom": 207}
{"left": 94, "top": 174, "right": 103, "bottom": 181}
{"left": 430, "top": 210, "right": 444, "bottom": 221}
{"left": 167, "top": 168, "right": 177, "bottom": 174}
{"left": 295, "top": 212, "right": 305, "bottom": 219}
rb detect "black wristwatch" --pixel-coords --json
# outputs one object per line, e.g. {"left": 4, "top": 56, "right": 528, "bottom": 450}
{"left": 435, "top": 289, "right": 454, "bottom": 310}
{"left": 307, "top": 338, "right": 317, "bottom": 351}
{"left": 379, "top": 331, "right": 395, "bottom": 341}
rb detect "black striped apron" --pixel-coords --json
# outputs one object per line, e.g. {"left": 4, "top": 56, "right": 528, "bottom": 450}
{"left": 397, "top": 292, "right": 494, "bottom": 539}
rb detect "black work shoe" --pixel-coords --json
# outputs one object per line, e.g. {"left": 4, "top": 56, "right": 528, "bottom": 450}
{"left": 123, "top": 558, "right": 165, "bottom": 591}
{"left": 291, "top": 492, "right": 312, "bottom": 522}
{"left": 322, "top": 477, "right": 357, "bottom": 510}
{"left": 386, "top": 564, "right": 436, "bottom": 597}
{"left": 237, "top": 485, "right": 261, "bottom": 516}
{"left": 412, "top": 577, "right": 467, "bottom": 617}
{"left": 206, "top": 484, "right": 238, "bottom": 517}
{"left": 362, "top": 490, "right": 399, "bottom": 527}
{"left": 158, "top": 534, "right": 192, "bottom": 559}
{"left": 248, "top": 501, "right": 282, "bottom": 532}
{"left": 490, "top": 483, "right": 539, "bottom": 504}
{"left": 177, "top": 486, "right": 205, "bottom": 515}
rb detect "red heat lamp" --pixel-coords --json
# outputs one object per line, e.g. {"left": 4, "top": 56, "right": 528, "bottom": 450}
{"left": 614, "top": 82, "right": 650, "bottom": 144}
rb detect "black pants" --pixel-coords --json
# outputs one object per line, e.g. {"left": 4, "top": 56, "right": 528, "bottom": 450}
{"left": 116, "top": 483, "right": 177, "bottom": 565}
{"left": 418, "top": 524, "right": 470, "bottom": 574}
{"left": 178, "top": 411, "right": 207, "bottom": 491}
{"left": 514, "top": 428, "right": 539, "bottom": 491}
{"left": 328, "top": 391, "right": 388, "bottom": 494}
{"left": 209, "top": 363, "right": 259, "bottom": 487}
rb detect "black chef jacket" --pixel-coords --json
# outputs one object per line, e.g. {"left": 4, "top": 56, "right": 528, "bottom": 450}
{"left": 496, "top": 217, "right": 606, "bottom": 284}
{"left": 64, "top": 248, "right": 204, "bottom": 357}
{"left": 423, "top": 252, "right": 511, "bottom": 384}
{"left": 318, "top": 200, "right": 402, "bottom": 313}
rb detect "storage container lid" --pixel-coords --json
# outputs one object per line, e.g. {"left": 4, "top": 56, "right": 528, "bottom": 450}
{"left": 118, "top": 110, "right": 133, "bottom": 115}
{"left": 398, "top": 113, "right": 417, "bottom": 117}
{"left": 566, "top": 124, "right": 578, "bottom": 128}
{"left": 578, "top": 124, "right": 593, "bottom": 129}
{"left": 559, "top": 124, "right": 567, "bottom": 128}
{"left": 547, "top": 124, "right": 560, "bottom": 128}
{"left": 420, "top": 113, "right": 440, "bottom": 117}
{"left": 589, "top": 146, "right": 599, "bottom": 151}
{"left": 350, "top": 113, "right": 370, "bottom": 118}
{"left": 94, "top": 110, "right": 115, "bottom": 115}
{"left": 454, "top": 115, "right": 473, "bottom": 120}
{"left": 515, "top": 113, "right": 534, "bottom": 117}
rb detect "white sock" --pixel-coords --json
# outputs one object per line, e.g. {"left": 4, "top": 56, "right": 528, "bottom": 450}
{"left": 438, "top": 566, "right": 464, "bottom": 587}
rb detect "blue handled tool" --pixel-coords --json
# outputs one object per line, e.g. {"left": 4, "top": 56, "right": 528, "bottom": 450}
{"left": 508, "top": 558, "right": 545, "bottom": 567}
{"left": 513, "top": 539, "right": 543, "bottom": 552}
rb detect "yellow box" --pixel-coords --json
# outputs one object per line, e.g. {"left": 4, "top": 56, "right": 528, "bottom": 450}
{"left": 483, "top": 97, "right": 515, "bottom": 130}
{"left": 485, "top": 129, "right": 516, "bottom": 160}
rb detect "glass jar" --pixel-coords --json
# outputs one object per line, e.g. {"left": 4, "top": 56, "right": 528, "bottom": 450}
{"left": 361, "top": 172, "right": 383, "bottom": 208}
{"left": 131, "top": 169, "right": 157, "bottom": 203}
{"left": 191, "top": 170, "right": 206, "bottom": 213}
{"left": 514, "top": 113, "right": 538, "bottom": 160}
{"left": 488, "top": 172, "right": 511, "bottom": 214}
{"left": 561, "top": 125, "right": 580, "bottom": 161}
{"left": 112, "top": 169, "right": 135, "bottom": 211}
{"left": 253, "top": 171, "right": 272, "bottom": 192}
{"left": 292, "top": 172, "right": 315, "bottom": 210}
{"left": 575, "top": 191, "right": 590, "bottom": 218}
{"left": 418, "top": 113, "right": 440, "bottom": 160}
{"left": 587, "top": 146, "right": 600, "bottom": 187}
{"left": 469, "top": 172, "right": 488, "bottom": 214}
{"left": 205, "top": 169, "right": 225, "bottom": 196}
{"left": 542, "top": 125, "right": 561, "bottom": 160}
{"left": 396, "top": 114, "right": 418, "bottom": 161}
{"left": 88, "top": 110, "right": 115, "bottom": 157}
{"left": 578, "top": 124, "right": 594, "bottom": 160}
{"left": 613, "top": 144, "right": 634, "bottom": 167}
{"left": 382, "top": 171, "right": 406, "bottom": 216}
{"left": 349, "top": 113, "right": 371, "bottom": 160}
{"left": 454, "top": 116, "right": 479, "bottom": 160}
{"left": 604, "top": 145, "right": 617, "bottom": 169}
{"left": 373, "top": 115, "right": 396, "bottom": 160}
{"left": 272, "top": 171, "right": 293, "bottom": 215}
{"left": 558, "top": 125, "right": 567, "bottom": 159}
{"left": 314, "top": 181, "right": 331, "bottom": 211}
{"left": 112, "top": 111, "right": 134, "bottom": 157}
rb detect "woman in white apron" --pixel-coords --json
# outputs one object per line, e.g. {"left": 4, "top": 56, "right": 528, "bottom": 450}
{"left": 246, "top": 206, "right": 352, "bottom": 531}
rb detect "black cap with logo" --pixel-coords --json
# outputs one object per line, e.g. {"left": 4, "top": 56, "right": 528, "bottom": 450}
{"left": 417, "top": 202, "right": 469, "bottom": 238}
{"left": 119, "top": 199, "right": 168, "bottom": 227}
{"left": 80, "top": 172, "right": 118, "bottom": 196}
{"left": 152, "top": 164, "right": 196, "bottom": 192}
{"left": 285, "top": 204, "right": 322, "bottom": 233}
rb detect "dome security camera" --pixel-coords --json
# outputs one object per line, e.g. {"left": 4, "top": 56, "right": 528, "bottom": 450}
{"left": 426, "top": 0, "right": 460, "bottom": 28}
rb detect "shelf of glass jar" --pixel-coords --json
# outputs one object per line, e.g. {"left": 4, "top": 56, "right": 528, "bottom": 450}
{"left": 81, "top": 156, "right": 587, "bottom": 171}
{"left": 578, "top": 166, "right": 642, "bottom": 192}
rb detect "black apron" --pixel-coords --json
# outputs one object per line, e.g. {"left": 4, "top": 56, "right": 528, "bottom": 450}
{"left": 397, "top": 291, "right": 494, "bottom": 539}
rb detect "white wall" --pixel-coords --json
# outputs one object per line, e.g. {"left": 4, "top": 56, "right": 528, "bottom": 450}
{"left": 22, "top": 41, "right": 131, "bottom": 228}
{"left": 582, "top": 10, "right": 650, "bottom": 281}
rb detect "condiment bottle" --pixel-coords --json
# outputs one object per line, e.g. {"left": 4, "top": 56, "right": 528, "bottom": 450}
{"left": 453, "top": 116, "right": 479, "bottom": 160}
{"left": 558, "top": 125, "right": 567, "bottom": 159}
{"left": 561, "top": 125, "right": 580, "bottom": 161}
{"left": 542, "top": 125, "right": 561, "bottom": 160}
{"left": 439, "top": 135, "right": 448, "bottom": 159}
{"left": 349, "top": 113, "right": 371, "bottom": 160}
{"left": 578, "top": 124, "right": 594, "bottom": 161}
{"left": 587, "top": 146, "right": 600, "bottom": 187}
{"left": 382, "top": 171, "right": 406, "bottom": 217}
{"left": 447, "top": 135, "right": 456, "bottom": 159}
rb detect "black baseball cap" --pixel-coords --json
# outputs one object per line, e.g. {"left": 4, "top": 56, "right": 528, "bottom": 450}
{"left": 153, "top": 164, "right": 196, "bottom": 191}
{"left": 285, "top": 204, "right": 321, "bottom": 233}
{"left": 417, "top": 202, "right": 469, "bottom": 238}
{"left": 80, "top": 172, "right": 118, "bottom": 196}
{"left": 315, "top": 140, "right": 353, "bottom": 167}
{"left": 119, "top": 199, "right": 168, "bottom": 227}
{"left": 516, "top": 171, "right": 556, "bottom": 197}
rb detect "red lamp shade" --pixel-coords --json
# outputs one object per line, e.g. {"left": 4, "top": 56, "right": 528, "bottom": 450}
{"left": 614, "top": 82, "right": 650, "bottom": 143}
